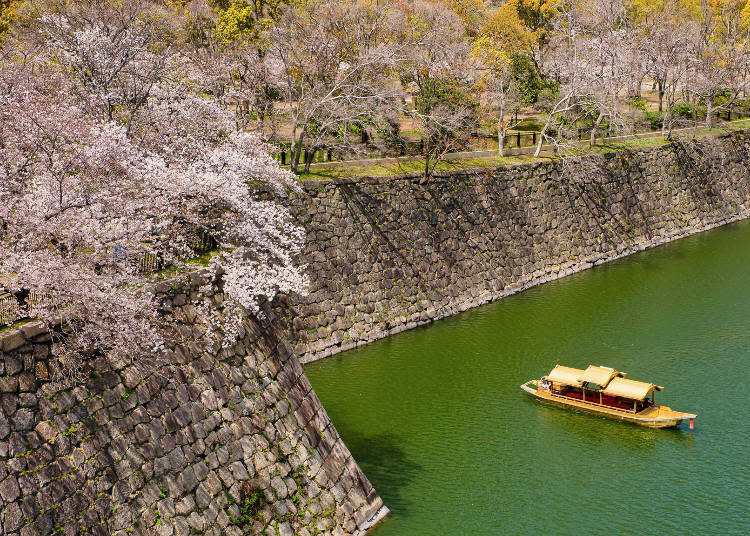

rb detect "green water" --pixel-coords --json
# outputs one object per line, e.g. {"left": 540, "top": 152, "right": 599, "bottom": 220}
{"left": 305, "top": 221, "right": 750, "bottom": 536}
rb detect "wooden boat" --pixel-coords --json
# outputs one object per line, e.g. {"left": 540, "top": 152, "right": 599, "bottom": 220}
{"left": 521, "top": 365, "right": 696, "bottom": 428}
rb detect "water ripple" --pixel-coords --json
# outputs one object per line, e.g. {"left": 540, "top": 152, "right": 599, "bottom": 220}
{"left": 307, "top": 220, "right": 750, "bottom": 535}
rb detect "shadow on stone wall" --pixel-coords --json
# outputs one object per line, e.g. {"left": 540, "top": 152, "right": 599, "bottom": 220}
{"left": 0, "top": 270, "right": 387, "bottom": 536}
{"left": 281, "top": 130, "right": 750, "bottom": 363}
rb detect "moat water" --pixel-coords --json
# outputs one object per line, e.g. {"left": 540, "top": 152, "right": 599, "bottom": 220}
{"left": 305, "top": 220, "right": 750, "bottom": 535}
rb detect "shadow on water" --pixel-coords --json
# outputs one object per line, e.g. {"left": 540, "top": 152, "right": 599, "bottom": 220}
{"left": 336, "top": 430, "right": 421, "bottom": 516}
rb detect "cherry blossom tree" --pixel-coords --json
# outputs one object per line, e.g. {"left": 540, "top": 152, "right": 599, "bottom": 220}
{"left": 394, "top": 0, "right": 478, "bottom": 177}
{"left": 1, "top": 3, "right": 307, "bottom": 377}
{"left": 22, "top": 0, "right": 180, "bottom": 131}
{"left": 268, "top": 0, "right": 405, "bottom": 173}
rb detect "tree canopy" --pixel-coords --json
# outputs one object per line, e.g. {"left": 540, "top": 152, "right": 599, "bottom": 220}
{"left": 2, "top": 0, "right": 750, "bottom": 370}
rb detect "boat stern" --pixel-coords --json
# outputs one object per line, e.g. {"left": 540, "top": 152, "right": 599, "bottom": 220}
{"left": 637, "top": 406, "right": 698, "bottom": 428}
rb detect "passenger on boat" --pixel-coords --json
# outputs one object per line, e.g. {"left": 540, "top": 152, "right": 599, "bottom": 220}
{"left": 540, "top": 376, "right": 551, "bottom": 390}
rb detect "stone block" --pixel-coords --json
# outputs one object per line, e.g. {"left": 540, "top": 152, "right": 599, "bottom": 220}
{"left": 0, "top": 377, "right": 18, "bottom": 393}
{"left": 179, "top": 466, "right": 198, "bottom": 492}
{"left": 1, "top": 332, "right": 25, "bottom": 353}
{"left": 0, "top": 477, "right": 20, "bottom": 503}
{"left": 175, "top": 495, "right": 195, "bottom": 517}
{"left": 270, "top": 476, "right": 288, "bottom": 500}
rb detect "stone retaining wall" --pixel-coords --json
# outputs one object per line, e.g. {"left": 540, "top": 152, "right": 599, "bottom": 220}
{"left": 281, "top": 131, "right": 750, "bottom": 362}
{"left": 4, "top": 129, "right": 749, "bottom": 536}
{"left": 0, "top": 270, "right": 386, "bottom": 535}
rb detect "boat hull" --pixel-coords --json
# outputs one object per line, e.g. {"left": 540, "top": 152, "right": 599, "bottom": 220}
{"left": 521, "top": 381, "right": 696, "bottom": 428}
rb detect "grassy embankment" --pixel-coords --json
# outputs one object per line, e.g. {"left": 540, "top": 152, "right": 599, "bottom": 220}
{"left": 299, "top": 120, "right": 750, "bottom": 181}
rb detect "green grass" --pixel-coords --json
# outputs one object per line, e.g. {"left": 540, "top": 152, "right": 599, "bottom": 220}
{"left": 147, "top": 249, "right": 221, "bottom": 281}
{"left": 0, "top": 317, "right": 33, "bottom": 334}
{"left": 301, "top": 152, "right": 545, "bottom": 180}
{"left": 587, "top": 135, "right": 671, "bottom": 154}
{"left": 399, "top": 129, "right": 424, "bottom": 140}
{"left": 299, "top": 120, "right": 750, "bottom": 181}
{"left": 514, "top": 119, "right": 545, "bottom": 131}
{"left": 592, "top": 120, "right": 750, "bottom": 154}
{"left": 185, "top": 250, "right": 218, "bottom": 267}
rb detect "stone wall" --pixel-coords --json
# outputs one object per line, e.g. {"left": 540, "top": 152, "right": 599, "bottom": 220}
{"left": 281, "top": 131, "right": 750, "bottom": 362}
{"left": 4, "top": 129, "right": 749, "bottom": 536}
{"left": 0, "top": 270, "right": 386, "bottom": 535}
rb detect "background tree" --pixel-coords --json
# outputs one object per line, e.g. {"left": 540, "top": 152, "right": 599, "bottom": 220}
{"left": 686, "top": 0, "right": 750, "bottom": 127}
{"left": 511, "top": 0, "right": 562, "bottom": 70}
{"left": 0, "top": 0, "right": 20, "bottom": 36}
{"left": 268, "top": 0, "right": 404, "bottom": 173}
{"left": 574, "top": 0, "right": 635, "bottom": 145}
{"left": 530, "top": 0, "right": 585, "bottom": 156}
{"left": 396, "top": 0, "right": 477, "bottom": 178}
{"left": 473, "top": 2, "right": 534, "bottom": 156}
{"left": 179, "top": 0, "right": 286, "bottom": 136}
{"left": 412, "top": 76, "right": 477, "bottom": 177}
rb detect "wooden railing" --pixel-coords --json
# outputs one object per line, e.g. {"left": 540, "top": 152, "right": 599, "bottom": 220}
{"left": 549, "top": 390, "right": 638, "bottom": 414}
{"left": 0, "top": 291, "right": 49, "bottom": 327}
{"left": 0, "top": 292, "right": 22, "bottom": 326}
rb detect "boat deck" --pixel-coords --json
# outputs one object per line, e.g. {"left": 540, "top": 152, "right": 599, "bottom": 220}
{"left": 636, "top": 404, "right": 695, "bottom": 421}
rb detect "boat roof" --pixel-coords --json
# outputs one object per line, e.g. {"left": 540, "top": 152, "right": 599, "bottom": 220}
{"left": 547, "top": 365, "right": 584, "bottom": 387}
{"left": 603, "top": 377, "right": 663, "bottom": 401}
{"left": 580, "top": 365, "right": 624, "bottom": 387}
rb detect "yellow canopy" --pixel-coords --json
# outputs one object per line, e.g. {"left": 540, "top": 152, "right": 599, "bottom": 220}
{"left": 580, "top": 365, "right": 623, "bottom": 387}
{"left": 547, "top": 365, "right": 584, "bottom": 387}
{"left": 603, "top": 377, "right": 662, "bottom": 401}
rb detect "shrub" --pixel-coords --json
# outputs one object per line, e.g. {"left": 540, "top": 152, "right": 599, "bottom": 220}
{"left": 630, "top": 96, "right": 647, "bottom": 111}
{"left": 229, "top": 483, "right": 266, "bottom": 526}
{"left": 672, "top": 101, "right": 695, "bottom": 119}
{"left": 645, "top": 111, "right": 663, "bottom": 130}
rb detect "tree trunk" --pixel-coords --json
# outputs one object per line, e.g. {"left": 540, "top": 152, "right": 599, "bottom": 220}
{"left": 289, "top": 121, "right": 299, "bottom": 173}
{"left": 498, "top": 100, "right": 506, "bottom": 157}
{"left": 290, "top": 143, "right": 302, "bottom": 173}
{"left": 534, "top": 121, "right": 550, "bottom": 158}
{"left": 498, "top": 124, "right": 505, "bottom": 157}
{"left": 290, "top": 127, "right": 306, "bottom": 174}
{"left": 658, "top": 79, "right": 664, "bottom": 112}
{"left": 303, "top": 147, "right": 316, "bottom": 174}
{"left": 590, "top": 111, "right": 605, "bottom": 147}
{"left": 706, "top": 97, "right": 713, "bottom": 128}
